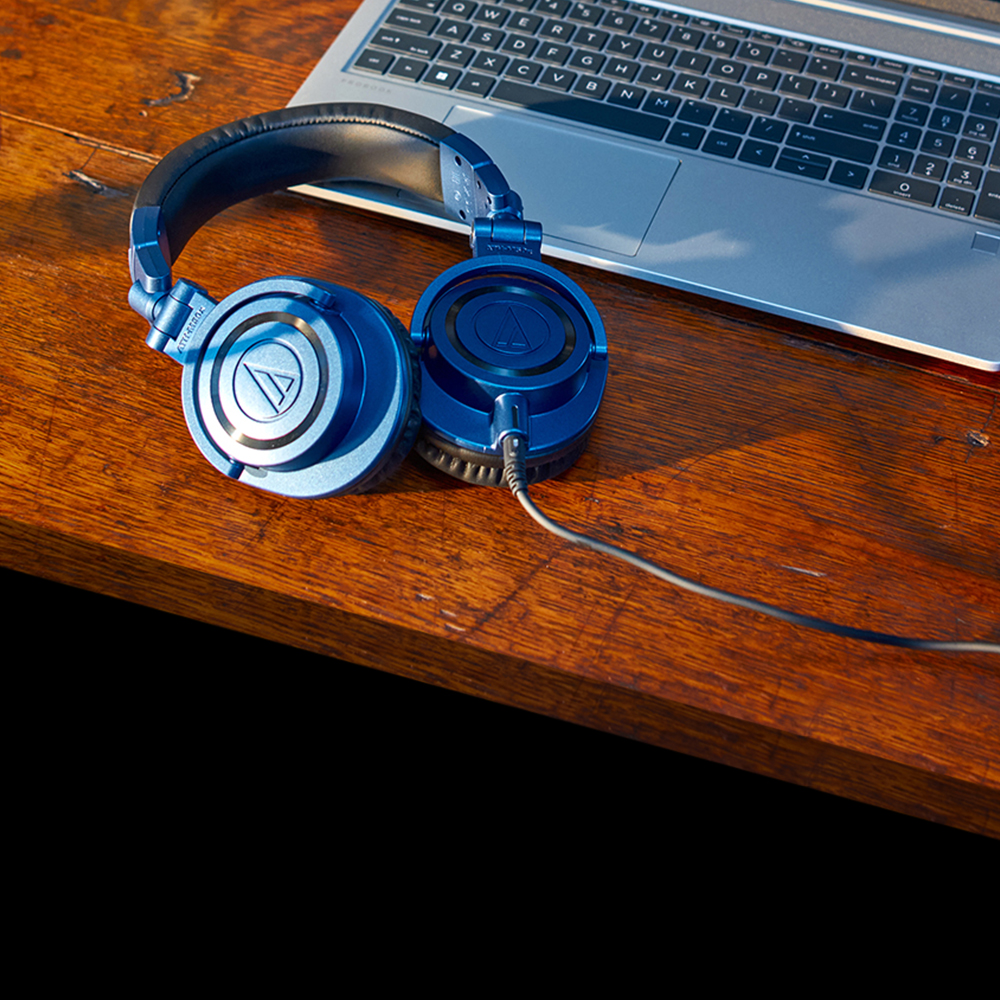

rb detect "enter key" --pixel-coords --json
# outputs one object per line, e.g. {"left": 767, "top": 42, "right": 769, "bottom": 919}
{"left": 975, "top": 171, "right": 1000, "bottom": 224}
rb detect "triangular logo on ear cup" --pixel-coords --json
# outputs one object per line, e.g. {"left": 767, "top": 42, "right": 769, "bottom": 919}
{"left": 244, "top": 363, "right": 299, "bottom": 415}
{"left": 493, "top": 307, "right": 534, "bottom": 353}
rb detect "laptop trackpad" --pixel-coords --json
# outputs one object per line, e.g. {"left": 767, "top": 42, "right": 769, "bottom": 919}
{"left": 444, "top": 106, "right": 679, "bottom": 258}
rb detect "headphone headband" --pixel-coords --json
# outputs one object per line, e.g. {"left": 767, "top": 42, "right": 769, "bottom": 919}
{"left": 129, "top": 103, "right": 525, "bottom": 292}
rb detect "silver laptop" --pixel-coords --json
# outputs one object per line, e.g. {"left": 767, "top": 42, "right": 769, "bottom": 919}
{"left": 289, "top": 0, "right": 1000, "bottom": 369}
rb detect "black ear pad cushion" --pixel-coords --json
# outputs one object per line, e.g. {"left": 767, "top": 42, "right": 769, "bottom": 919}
{"left": 415, "top": 433, "right": 590, "bottom": 487}
{"left": 352, "top": 308, "right": 424, "bottom": 493}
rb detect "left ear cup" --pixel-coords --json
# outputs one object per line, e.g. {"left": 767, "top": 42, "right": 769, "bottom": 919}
{"left": 411, "top": 256, "right": 608, "bottom": 486}
{"left": 178, "top": 276, "right": 420, "bottom": 498}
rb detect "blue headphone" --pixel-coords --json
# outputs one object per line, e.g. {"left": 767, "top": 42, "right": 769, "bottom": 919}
{"left": 128, "top": 103, "right": 608, "bottom": 498}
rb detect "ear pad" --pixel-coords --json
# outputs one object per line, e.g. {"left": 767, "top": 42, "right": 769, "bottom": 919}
{"left": 177, "top": 276, "right": 420, "bottom": 498}
{"left": 411, "top": 256, "right": 608, "bottom": 485}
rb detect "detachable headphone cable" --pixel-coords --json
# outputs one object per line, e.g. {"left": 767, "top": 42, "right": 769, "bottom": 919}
{"left": 501, "top": 436, "right": 1000, "bottom": 656}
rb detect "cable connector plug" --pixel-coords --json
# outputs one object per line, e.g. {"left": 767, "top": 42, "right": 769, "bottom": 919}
{"left": 502, "top": 433, "right": 529, "bottom": 498}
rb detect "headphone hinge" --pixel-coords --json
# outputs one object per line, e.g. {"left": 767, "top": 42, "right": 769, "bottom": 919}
{"left": 471, "top": 217, "right": 543, "bottom": 259}
{"left": 142, "top": 279, "right": 216, "bottom": 361}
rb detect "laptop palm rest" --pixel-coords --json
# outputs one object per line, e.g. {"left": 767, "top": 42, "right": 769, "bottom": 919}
{"left": 444, "top": 105, "right": 680, "bottom": 258}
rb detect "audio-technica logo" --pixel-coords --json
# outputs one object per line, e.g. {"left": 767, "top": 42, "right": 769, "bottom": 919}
{"left": 243, "top": 363, "right": 299, "bottom": 415}
{"left": 477, "top": 304, "right": 548, "bottom": 355}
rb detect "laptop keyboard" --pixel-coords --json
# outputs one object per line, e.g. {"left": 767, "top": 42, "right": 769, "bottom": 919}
{"left": 350, "top": 0, "right": 1000, "bottom": 224}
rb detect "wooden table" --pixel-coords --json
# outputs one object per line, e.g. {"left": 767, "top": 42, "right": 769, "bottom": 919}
{"left": 2, "top": 0, "right": 997, "bottom": 836}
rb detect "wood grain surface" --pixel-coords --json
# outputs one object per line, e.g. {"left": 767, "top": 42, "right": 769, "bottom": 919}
{"left": 2, "top": 0, "right": 998, "bottom": 834}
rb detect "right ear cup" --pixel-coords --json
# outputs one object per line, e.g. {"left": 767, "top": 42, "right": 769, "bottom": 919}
{"left": 176, "top": 276, "right": 420, "bottom": 498}
{"left": 411, "top": 256, "right": 608, "bottom": 485}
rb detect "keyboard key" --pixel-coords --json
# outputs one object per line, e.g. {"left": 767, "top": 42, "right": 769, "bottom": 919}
{"left": 671, "top": 26, "right": 704, "bottom": 48}
{"left": 455, "top": 71, "right": 494, "bottom": 94}
{"left": 955, "top": 138, "right": 989, "bottom": 165}
{"left": 775, "top": 149, "right": 830, "bottom": 179}
{"left": 606, "top": 36, "right": 643, "bottom": 57}
{"left": 778, "top": 98, "right": 815, "bottom": 123}
{"left": 387, "top": 9, "right": 440, "bottom": 33}
{"left": 895, "top": 101, "right": 930, "bottom": 126}
{"left": 974, "top": 171, "right": 1000, "bottom": 223}
{"left": 572, "top": 74, "right": 609, "bottom": 99}
{"left": 869, "top": 170, "right": 938, "bottom": 205}
{"left": 501, "top": 35, "right": 538, "bottom": 56}
{"left": 904, "top": 79, "right": 937, "bottom": 102}
{"left": 641, "top": 92, "right": 679, "bottom": 117}
{"left": 702, "top": 131, "right": 742, "bottom": 158}
{"left": 441, "top": 0, "right": 477, "bottom": 14}
{"left": 772, "top": 49, "right": 807, "bottom": 72}
{"left": 815, "top": 106, "right": 885, "bottom": 140}
{"left": 637, "top": 65, "right": 674, "bottom": 90}
{"left": 946, "top": 163, "right": 982, "bottom": 189}
{"left": 842, "top": 66, "right": 902, "bottom": 94}
{"left": 963, "top": 117, "right": 996, "bottom": 142}
{"left": 569, "top": 49, "right": 604, "bottom": 71}
{"left": 928, "top": 108, "right": 963, "bottom": 134}
{"left": 567, "top": 2, "right": 602, "bottom": 24}
{"left": 539, "top": 65, "right": 576, "bottom": 90}
{"left": 786, "top": 124, "right": 877, "bottom": 163}
{"left": 439, "top": 43, "right": 475, "bottom": 64}
{"left": 970, "top": 93, "right": 1000, "bottom": 119}
{"left": 939, "top": 187, "right": 975, "bottom": 215}
{"left": 607, "top": 82, "right": 646, "bottom": 108}
{"left": 850, "top": 90, "right": 894, "bottom": 117}
{"left": 634, "top": 19, "right": 670, "bottom": 42}
{"left": 743, "top": 91, "right": 780, "bottom": 115}
{"left": 354, "top": 48, "right": 394, "bottom": 73}
{"left": 490, "top": 79, "right": 668, "bottom": 138}
{"left": 677, "top": 99, "right": 715, "bottom": 125}
{"left": 674, "top": 50, "right": 711, "bottom": 73}
{"left": 388, "top": 56, "right": 429, "bottom": 79}
{"left": 878, "top": 147, "right": 913, "bottom": 173}
{"left": 536, "top": 42, "right": 572, "bottom": 63}
{"left": 673, "top": 74, "right": 709, "bottom": 99}
{"left": 372, "top": 28, "right": 442, "bottom": 59}
{"left": 738, "top": 140, "right": 778, "bottom": 167}
{"left": 920, "top": 131, "right": 955, "bottom": 157}
{"left": 807, "top": 56, "right": 842, "bottom": 80}
{"left": 704, "top": 34, "right": 739, "bottom": 56}
{"left": 714, "top": 108, "right": 752, "bottom": 134}
{"left": 665, "top": 121, "right": 706, "bottom": 148}
{"left": 744, "top": 67, "right": 781, "bottom": 91}
{"left": 706, "top": 81, "right": 744, "bottom": 107}
{"left": 886, "top": 123, "right": 921, "bottom": 149}
{"left": 913, "top": 155, "right": 947, "bottom": 181}
{"left": 472, "top": 50, "right": 508, "bottom": 73}
{"left": 606, "top": 58, "right": 640, "bottom": 80}
{"left": 937, "top": 85, "right": 971, "bottom": 110}
{"left": 830, "top": 161, "right": 868, "bottom": 188}
{"left": 737, "top": 41, "right": 773, "bottom": 64}
{"left": 425, "top": 63, "right": 462, "bottom": 86}
{"left": 814, "top": 83, "right": 850, "bottom": 107}
{"left": 750, "top": 117, "right": 788, "bottom": 142}
{"left": 779, "top": 75, "right": 816, "bottom": 99}
{"left": 641, "top": 43, "right": 677, "bottom": 66}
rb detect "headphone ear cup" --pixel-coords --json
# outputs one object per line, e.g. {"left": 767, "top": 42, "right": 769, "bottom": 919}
{"left": 178, "top": 277, "right": 420, "bottom": 498}
{"left": 411, "top": 256, "right": 608, "bottom": 486}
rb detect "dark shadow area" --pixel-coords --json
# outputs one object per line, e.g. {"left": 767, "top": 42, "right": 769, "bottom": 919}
{"left": 6, "top": 566, "right": 994, "bottom": 861}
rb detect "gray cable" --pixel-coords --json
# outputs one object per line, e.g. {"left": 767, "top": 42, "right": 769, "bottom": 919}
{"left": 501, "top": 436, "right": 1000, "bottom": 656}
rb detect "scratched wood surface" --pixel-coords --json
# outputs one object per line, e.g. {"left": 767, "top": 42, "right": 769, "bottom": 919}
{"left": 1, "top": 0, "right": 998, "bottom": 834}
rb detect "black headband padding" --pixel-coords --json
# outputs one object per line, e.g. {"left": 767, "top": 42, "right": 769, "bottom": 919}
{"left": 134, "top": 104, "right": 456, "bottom": 265}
